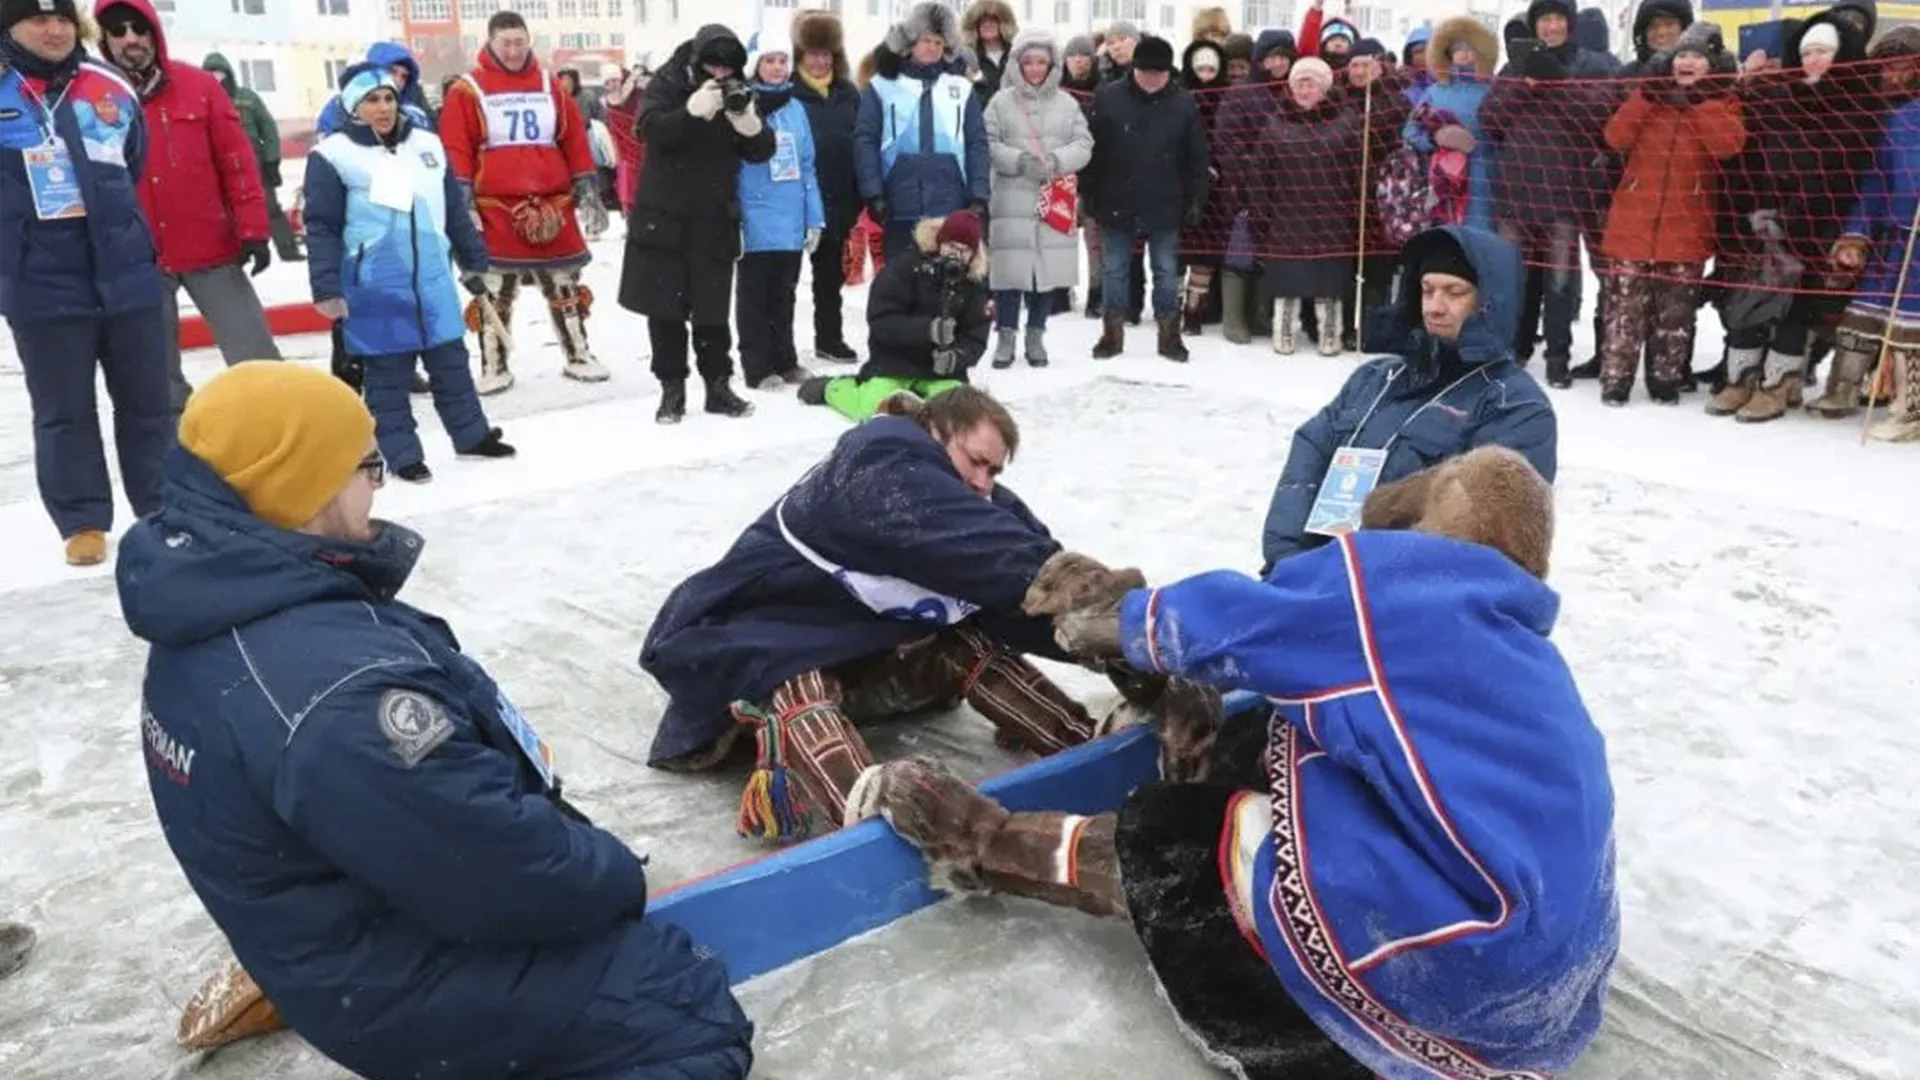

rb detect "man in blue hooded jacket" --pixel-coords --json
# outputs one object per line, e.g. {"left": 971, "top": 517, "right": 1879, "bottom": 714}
{"left": 854, "top": 443, "right": 1619, "bottom": 1080}
{"left": 1259, "top": 225, "right": 1556, "bottom": 575}
{"left": 120, "top": 362, "right": 751, "bottom": 1079}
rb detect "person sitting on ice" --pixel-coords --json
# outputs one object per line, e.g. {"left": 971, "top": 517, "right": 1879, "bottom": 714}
{"left": 116, "top": 363, "right": 752, "bottom": 1077}
{"left": 854, "top": 443, "right": 1619, "bottom": 1080}
{"left": 642, "top": 385, "right": 1146, "bottom": 842}
{"left": 795, "top": 210, "right": 994, "bottom": 421}
{"left": 1259, "top": 224, "right": 1556, "bottom": 576}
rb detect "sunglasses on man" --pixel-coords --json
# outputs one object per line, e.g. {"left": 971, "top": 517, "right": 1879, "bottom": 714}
{"left": 99, "top": 15, "right": 153, "bottom": 39}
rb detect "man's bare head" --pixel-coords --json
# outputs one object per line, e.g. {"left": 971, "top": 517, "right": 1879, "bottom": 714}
{"left": 1359, "top": 446, "right": 1554, "bottom": 579}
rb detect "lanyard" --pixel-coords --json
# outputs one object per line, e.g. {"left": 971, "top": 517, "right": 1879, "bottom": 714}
{"left": 16, "top": 73, "right": 71, "bottom": 146}
{"left": 1344, "top": 361, "right": 1496, "bottom": 453}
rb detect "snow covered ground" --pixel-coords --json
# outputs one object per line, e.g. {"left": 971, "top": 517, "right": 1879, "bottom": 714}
{"left": 1, "top": 235, "right": 1917, "bottom": 1079}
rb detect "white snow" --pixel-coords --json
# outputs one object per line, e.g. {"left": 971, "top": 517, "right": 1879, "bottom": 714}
{"left": 0, "top": 232, "right": 1916, "bottom": 1079}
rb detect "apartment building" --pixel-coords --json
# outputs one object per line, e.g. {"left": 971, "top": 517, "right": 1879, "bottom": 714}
{"left": 390, "top": 0, "right": 637, "bottom": 82}
{"left": 152, "top": 0, "right": 395, "bottom": 130}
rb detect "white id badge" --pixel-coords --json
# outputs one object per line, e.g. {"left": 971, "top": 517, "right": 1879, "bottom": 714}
{"left": 1305, "top": 447, "right": 1388, "bottom": 538}
{"left": 368, "top": 156, "right": 414, "bottom": 212}
{"left": 26, "top": 142, "right": 85, "bottom": 220}
{"left": 769, "top": 130, "right": 801, "bottom": 182}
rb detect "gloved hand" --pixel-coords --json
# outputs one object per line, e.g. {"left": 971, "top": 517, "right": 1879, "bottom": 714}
{"left": 687, "top": 79, "right": 725, "bottom": 120}
{"left": 1521, "top": 46, "right": 1567, "bottom": 82}
{"left": 316, "top": 297, "right": 348, "bottom": 321}
{"left": 1018, "top": 149, "right": 1046, "bottom": 176}
{"left": 460, "top": 272, "right": 489, "bottom": 297}
{"left": 1748, "top": 208, "right": 1785, "bottom": 241}
{"left": 929, "top": 316, "right": 957, "bottom": 346}
{"left": 1433, "top": 124, "right": 1476, "bottom": 153}
{"left": 866, "top": 198, "right": 888, "bottom": 224}
{"left": 572, "top": 177, "right": 608, "bottom": 238}
{"left": 804, "top": 227, "right": 822, "bottom": 254}
{"left": 1023, "top": 550, "right": 1147, "bottom": 617}
{"left": 243, "top": 240, "right": 271, "bottom": 277}
{"left": 458, "top": 180, "right": 483, "bottom": 234}
{"left": 1053, "top": 601, "right": 1124, "bottom": 659}
{"left": 931, "top": 345, "right": 961, "bottom": 375}
{"left": 726, "top": 99, "right": 763, "bottom": 137}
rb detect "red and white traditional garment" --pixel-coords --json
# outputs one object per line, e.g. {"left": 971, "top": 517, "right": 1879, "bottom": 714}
{"left": 441, "top": 49, "right": 597, "bottom": 272}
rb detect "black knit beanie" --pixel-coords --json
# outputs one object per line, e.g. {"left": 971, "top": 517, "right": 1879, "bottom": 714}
{"left": 2, "top": 0, "right": 79, "bottom": 33}
{"left": 1417, "top": 233, "right": 1478, "bottom": 285}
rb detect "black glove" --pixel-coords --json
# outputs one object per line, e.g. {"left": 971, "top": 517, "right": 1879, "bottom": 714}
{"left": 1521, "top": 47, "right": 1567, "bottom": 82}
{"left": 242, "top": 240, "right": 271, "bottom": 277}
{"left": 461, "top": 272, "right": 489, "bottom": 296}
{"left": 929, "top": 316, "right": 957, "bottom": 346}
{"left": 1182, "top": 204, "right": 1202, "bottom": 229}
{"left": 866, "top": 198, "right": 888, "bottom": 224}
{"left": 262, "top": 162, "right": 282, "bottom": 189}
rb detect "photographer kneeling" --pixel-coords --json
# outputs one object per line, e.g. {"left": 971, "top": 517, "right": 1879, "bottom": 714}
{"left": 799, "top": 210, "right": 991, "bottom": 421}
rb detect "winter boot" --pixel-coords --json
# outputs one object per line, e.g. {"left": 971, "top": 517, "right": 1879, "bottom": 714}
{"left": 0, "top": 921, "right": 34, "bottom": 981}
{"left": 1706, "top": 347, "right": 1764, "bottom": 416}
{"left": 1220, "top": 273, "right": 1251, "bottom": 344}
{"left": 1868, "top": 349, "right": 1920, "bottom": 442}
{"left": 476, "top": 342, "right": 514, "bottom": 396}
{"left": 1314, "top": 299, "right": 1342, "bottom": 356}
{"left": 813, "top": 340, "right": 859, "bottom": 364}
{"left": 1545, "top": 356, "right": 1572, "bottom": 389}
{"left": 64, "top": 530, "right": 106, "bottom": 567}
{"left": 1568, "top": 357, "right": 1601, "bottom": 380}
{"left": 704, "top": 377, "right": 755, "bottom": 418}
{"left": 547, "top": 275, "right": 611, "bottom": 383}
{"left": 849, "top": 757, "right": 1125, "bottom": 916}
{"left": 796, "top": 376, "right": 831, "bottom": 405}
{"left": 1157, "top": 313, "right": 1189, "bottom": 362}
{"left": 1272, "top": 299, "right": 1298, "bottom": 355}
{"left": 1092, "top": 312, "right": 1125, "bottom": 360}
{"left": 1024, "top": 327, "right": 1048, "bottom": 367}
{"left": 456, "top": 427, "right": 517, "bottom": 459}
{"left": 1807, "top": 349, "right": 1869, "bottom": 418}
{"left": 1737, "top": 349, "right": 1805, "bottom": 424}
{"left": 1181, "top": 272, "right": 1212, "bottom": 336}
{"left": 395, "top": 462, "right": 433, "bottom": 483}
{"left": 781, "top": 365, "right": 816, "bottom": 384}
{"left": 177, "top": 957, "right": 284, "bottom": 1050}
{"left": 992, "top": 329, "right": 1017, "bottom": 369}
{"left": 656, "top": 379, "right": 687, "bottom": 424}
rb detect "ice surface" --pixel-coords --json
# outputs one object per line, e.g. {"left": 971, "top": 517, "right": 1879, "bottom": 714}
{"left": 2, "top": 235, "right": 1918, "bottom": 1079}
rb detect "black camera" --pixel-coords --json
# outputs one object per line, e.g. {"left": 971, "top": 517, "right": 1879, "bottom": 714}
{"left": 719, "top": 76, "right": 754, "bottom": 113}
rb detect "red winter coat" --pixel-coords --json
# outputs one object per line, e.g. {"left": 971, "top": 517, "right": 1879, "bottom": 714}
{"left": 95, "top": 0, "right": 267, "bottom": 276}
{"left": 440, "top": 49, "right": 596, "bottom": 270}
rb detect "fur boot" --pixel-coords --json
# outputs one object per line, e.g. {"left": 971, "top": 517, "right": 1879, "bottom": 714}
{"left": 1706, "top": 346, "right": 1763, "bottom": 416}
{"left": 474, "top": 272, "right": 519, "bottom": 395}
{"left": 1273, "top": 298, "right": 1298, "bottom": 355}
{"left": 1315, "top": 298, "right": 1342, "bottom": 356}
{"left": 1735, "top": 348, "right": 1804, "bottom": 423}
{"left": 1869, "top": 347, "right": 1920, "bottom": 442}
{"left": 1807, "top": 347, "right": 1870, "bottom": 418}
{"left": 542, "top": 271, "right": 610, "bottom": 382}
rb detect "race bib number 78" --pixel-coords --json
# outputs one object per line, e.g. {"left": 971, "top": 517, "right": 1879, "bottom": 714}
{"left": 481, "top": 90, "right": 557, "bottom": 148}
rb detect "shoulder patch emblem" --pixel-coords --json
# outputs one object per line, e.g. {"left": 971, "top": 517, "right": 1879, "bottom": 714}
{"left": 419, "top": 150, "right": 439, "bottom": 168}
{"left": 378, "top": 689, "right": 454, "bottom": 766}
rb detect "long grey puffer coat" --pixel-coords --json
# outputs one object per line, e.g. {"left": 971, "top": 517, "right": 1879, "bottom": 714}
{"left": 984, "top": 30, "right": 1093, "bottom": 294}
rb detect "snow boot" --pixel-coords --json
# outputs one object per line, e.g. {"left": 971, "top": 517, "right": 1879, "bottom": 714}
{"left": 1807, "top": 349, "right": 1869, "bottom": 418}
{"left": 781, "top": 365, "right": 815, "bottom": 384}
{"left": 64, "top": 530, "right": 105, "bottom": 567}
{"left": 1706, "top": 347, "right": 1764, "bottom": 416}
{"left": 1869, "top": 348, "right": 1920, "bottom": 442}
{"left": 1738, "top": 349, "right": 1805, "bottom": 423}
{"left": 704, "top": 377, "right": 755, "bottom": 418}
{"left": 1157, "top": 313, "right": 1189, "bottom": 363}
{"left": 1545, "top": 356, "right": 1571, "bottom": 389}
{"left": 1314, "top": 299, "right": 1342, "bottom": 356}
{"left": 1568, "top": 357, "right": 1601, "bottom": 380}
{"left": 395, "top": 462, "right": 433, "bottom": 483}
{"left": 1024, "top": 327, "right": 1048, "bottom": 367}
{"left": 813, "top": 340, "right": 859, "bottom": 364}
{"left": 796, "top": 375, "right": 831, "bottom": 405}
{"left": 177, "top": 957, "right": 284, "bottom": 1050}
{"left": 992, "top": 329, "right": 1017, "bottom": 369}
{"left": 656, "top": 379, "right": 687, "bottom": 424}
{"left": 1272, "top": 299, "right": 1298, "bottom": 355}
{"left": 1220, "top": 273, "right": 1251, "bottom": 344}
{"left": 1092, "top": 312, "right": 1125, "bottom": 360}
{"left": 1181, "top": 271, "right": 1212, "bottom": 336}
{"left": 0, "top": 921, "right": 34, "bottom": 980}
{"left": 457, "top": 427, "right": 517, "bottom": 459}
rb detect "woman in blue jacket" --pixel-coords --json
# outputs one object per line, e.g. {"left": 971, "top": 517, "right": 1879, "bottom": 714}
{"left": 304, "top": 64, "right": 512, "bottom": 483}
{"left": 0, "top": 2, "right": 173, "bottom": 567}
{"left": 1260, "top": 225, "right": 1556, "bottom": 575}
{"left": 736, "top": 33, "right": 825, "bottom": 391}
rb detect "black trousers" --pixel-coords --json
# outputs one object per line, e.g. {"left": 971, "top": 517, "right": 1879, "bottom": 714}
{"left": 737, "top": 251, "right": 803, "bottom": 385}
{"left": 810, "top": 224, "right": 851, "bottom": 348}
{"left": 649, "top": 318, "right": 734, "bottom": 383}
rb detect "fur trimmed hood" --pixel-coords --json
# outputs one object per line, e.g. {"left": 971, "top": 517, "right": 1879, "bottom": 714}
{"left": 1001, "top": 28, "right": 1062, "bottom": 93}
{"left": 962, "top": 0, "right": 1017, "bottom": 49}
{"left": 792, "top": 9, "right": 851, "bottom": 81}
{"left": 1430, "top": 16, "right": 1498, "bottom": 81}
{"left": 913, "top": 217, "right": 990, "bottom": 281}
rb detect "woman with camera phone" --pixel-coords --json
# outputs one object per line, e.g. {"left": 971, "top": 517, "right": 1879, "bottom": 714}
{"left": 618, "top": 23, "right": 776, "bottom": 423}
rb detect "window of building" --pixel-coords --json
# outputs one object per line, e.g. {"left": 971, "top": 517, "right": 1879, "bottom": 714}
{"left": 608, "top": 0, "right": 623, "bottom": 15}
{"left": 1090, "top": 0, "right": 1112, "bottom": 17}
{"left": 581, "top": 0, "right": 600, "bottom": 14}
{"left": 323, "top": 57, "right": 350, "bottom": 88}
{"left": 1119, "top": 0, "right": 1145, "bottom": 20}
{"left": 609, "top": 31, "right": 624, "bottom": 45}
{"left": 1242, "top": 0, "right": 1270, "bottom": 27}
{"left": 558, "top": 0, "right": 578, "bottom": 15}
{"left": 521, "top": 0, "right": 550, "bottom": 16}
{"left": 154, "top": 0, "right": 176, "bottom": 9}
{"left": 1054, "top": 0, "right": 1070, "bottom": 23}
{"left": 231, "top": 0, "right": 265, "bottom": 13}
{"left": 461, "top": 33, "right": 479, "bottom": 53}
{"left": 410, "top": 0, "right": 451, "bottom": 17}
{"left": 316, "top": 0, "right": 349, "bottom": 13}
{"left": 239, "top": 59, "right": 276, "bottom": 92}
{"left": 1159, "top": 3, "right": 1174, "bottom": 28}
{"left": 387, "top": 0, "right": 402, "bottom": 19}
{"left": 766, "top": 0, "right": 797, "bottom": 7}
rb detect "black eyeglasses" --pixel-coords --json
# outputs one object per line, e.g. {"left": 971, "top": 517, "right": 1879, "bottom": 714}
{"left": 358, "top": 453, "right": 386, "bottom": 485}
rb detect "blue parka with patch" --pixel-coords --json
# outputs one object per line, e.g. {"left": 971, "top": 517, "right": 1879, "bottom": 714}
{"left": 642, "top": 414, "right": 1067, "bottom": 763}
{"left": 1260, "top": 226, "right": 1556, "bottom": 574}
{"left": 316, "top": 42, "right": 432, "bottom": 135}
{"left": 303, "top": 63, "right": 488, "bottom": 358}
{"left": 118, "top": 449, "right": 753, "bottom": 1080}
{"left": 853, "top": 42, "right": 990, "bottom": 222}
{"left": 0, "top": 36, "right": 163, "bottom": 319}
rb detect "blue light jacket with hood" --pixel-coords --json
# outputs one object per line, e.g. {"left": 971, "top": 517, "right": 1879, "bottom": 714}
{"left": 1117, "top": 526, "right": 1618, "bottom": 1080}
{"left": 854, "top": 30, "right": 991, "bottom": 221}
{"left": 1260, "top": 226, "right": 1556, "bottom": 574}
{"left": 117, "top": 448, "right": 753, "bottom": 1080}
{"left": 317, "top": 42, "right": 433, "bottom": 135}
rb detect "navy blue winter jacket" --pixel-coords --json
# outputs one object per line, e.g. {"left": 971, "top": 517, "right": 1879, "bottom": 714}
{"left": 642, "top": 415, "right": 1066, "bottom": 763}
{"left": 0, "top": 37, "right": 163, "bottom": 319}
{"left": 1260, "top": 226, "right": 1558, "bottom": 574}
{"left": 853, "top": 48, "right": 990, "bottom": 221}
{"left": 119, "top": 450, "right": 751, "bottom": 1080}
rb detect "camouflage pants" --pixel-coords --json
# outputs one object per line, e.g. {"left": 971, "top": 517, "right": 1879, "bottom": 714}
{"left": 1601, "top": 260, "right": 1703, "bottom": 395}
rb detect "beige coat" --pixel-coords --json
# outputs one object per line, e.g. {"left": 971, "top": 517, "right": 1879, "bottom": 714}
{"left": 984, "top": 30, "right": 1093, "bottom": 293}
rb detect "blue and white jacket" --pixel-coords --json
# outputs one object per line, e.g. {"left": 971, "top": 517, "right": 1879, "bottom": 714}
{"left": 853, "top": 50, "right": 989, "bottom": 221}
{"left": 1121, "top": 531, "right": 1619, "bottom": 1080}
{"left": 304, "top": 97, "right": 487, "bottom": 357}
{"left": 315, "top": 42, "right": 433, "bottom": 136}
{"left": 738, "top": 84, "right": 824, "bottom": 254}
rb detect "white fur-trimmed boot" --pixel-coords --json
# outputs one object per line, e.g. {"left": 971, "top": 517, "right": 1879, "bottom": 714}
{"left": 1272, "top": 298, "right": 1298, "bottom": 355}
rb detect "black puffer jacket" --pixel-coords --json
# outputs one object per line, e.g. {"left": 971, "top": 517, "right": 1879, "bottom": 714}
{"left": 858, "top": 218, "right": 993, "bottom": 382}
{"left": 1082, "top": 74, "right": 1211, "bottom": 232}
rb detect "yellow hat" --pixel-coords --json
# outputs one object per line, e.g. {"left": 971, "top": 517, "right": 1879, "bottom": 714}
{"left": 179, "top": 361, "right": 377, "bottom": 531}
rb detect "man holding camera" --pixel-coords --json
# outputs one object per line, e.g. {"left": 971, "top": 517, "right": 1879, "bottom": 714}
{"left": 618, "top": 23, "right": 773, "bottom": 423}
{"left": 441, "top": 10, "right": 611, "bottom": 395}
{"left": 797, "top": 210, "right": 991, "bottom": 420}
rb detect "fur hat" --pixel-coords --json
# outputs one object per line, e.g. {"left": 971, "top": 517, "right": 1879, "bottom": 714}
{"left": 902, "top": 1, "right": 957, "bottom": 45}
{"left": 1106, "top": 19, "right": 1140, "bottom": 43}
{"left": 1190, "top": 5, "right": 1232, "bottom": 41}
{"left": 1133, "top": 34, "right": 1175, "bottom": 72}
{"left": 961, "top": 0, "right": 1016, "bottom": 48}
{"left": 1360, "top": 446, "right": 1556, "bottom": 580}
{"left": 1064, "top": 34, "right": 1096, "bottom": 59}
{"left": 792, "top": 9, "right": 850, "bottom": 79}
{"left": 1223, "top": 32, "right": 1255, "bottom": 65}
{"left": 1870, "top": 24, "right": 1920, "bottom": 59}
{"left": 1672, "top": 19, "right": 1723, "bottom": 57}
{"left": 1431, "top": 16, "right": 1498, "bottom": 81}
